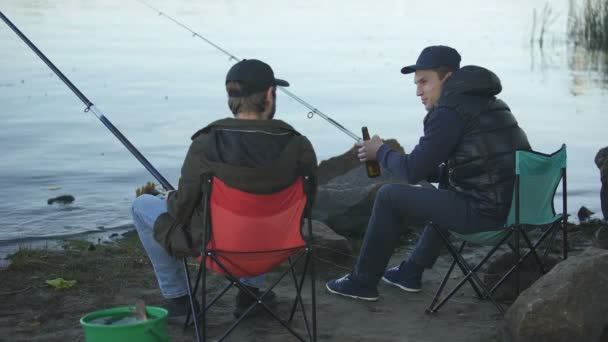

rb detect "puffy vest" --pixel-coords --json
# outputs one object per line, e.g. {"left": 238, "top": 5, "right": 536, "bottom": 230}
{"left": 435, "top": 66, "right": 531, "bottom": 220}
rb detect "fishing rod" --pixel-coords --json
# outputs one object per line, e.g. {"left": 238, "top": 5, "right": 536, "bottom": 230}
{"left": 0, "top": 10, "right": 175, "bottom": 191}
{"left": 137, "top": 0, "right": 361, "bottom": 142}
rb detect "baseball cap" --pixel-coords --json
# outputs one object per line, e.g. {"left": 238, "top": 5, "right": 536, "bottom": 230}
{"left": 225, "top": 59, "right": 289, "bottom": 96}
{"left": 401, "top": 45, "right": 461, "bottom": 74}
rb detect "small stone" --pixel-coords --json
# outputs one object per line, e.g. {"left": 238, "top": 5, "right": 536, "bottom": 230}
{"left": 47, "top": 195, "right": 75, "bottom": 205}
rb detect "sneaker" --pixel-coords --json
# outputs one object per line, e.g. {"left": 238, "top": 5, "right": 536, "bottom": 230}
{"left": 325, "top": 274, "right": 379, "bottom": 301}
{"left": 165, "top": 295, "right": 200, "bottom": 325}
{"left": 233, "top": 286, "right": 278, "bottom": 319}
{"left": 381, "top": 260, "right": 423, "bottom": 293}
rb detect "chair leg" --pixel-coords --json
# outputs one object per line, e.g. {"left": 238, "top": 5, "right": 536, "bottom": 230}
{"left": 429, "top": 228, "right": 505, "bottom": 315}
{"left": 541, "top": 225, "right": 558, "bottom": 259}
{"left": 288, "top": 250, "right": 316, "bottom": 341}
{"left": 430, "top": 226, "right": 484, "bottom": 298}
{"left": 201, "top": 253, "right": 208, "bottom": 342}
{"left": 426, "top": 242, "right": 465, "bottom": 314}
{"left": 288, "top": 256, "right": 305, "bottom": 321}
{"left": 562, "top": 217, "right": 568, "bottom": 259}
{"left": 185, "top": 262, "right": 204, "bottom": 327}
{"left": 514, "top": 227, "right": 520, "bottom": 295}
{"left": 183, "top": 258, "right": 202, "bottom": 342}
{"left": 310, "top": 249, "right": 317, "bottom": 342}
{"left": 209, "top": 252, "right": 311, "bottom": 342}
{"left": 520, "top": 230, "right": 546, "bottom": 274}
{"left": 287, "top": 254, "right": 313, "bottom": 340}
{"left": 490, "top": 222, "right": 560, "bottom": 296}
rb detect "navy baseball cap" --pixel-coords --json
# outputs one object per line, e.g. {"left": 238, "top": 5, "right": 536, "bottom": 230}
{"left": 401, "top": 45, "right": 461, "bottom": 74}
{"left": 225, "top": 59, "right": 289, "bottom": 96}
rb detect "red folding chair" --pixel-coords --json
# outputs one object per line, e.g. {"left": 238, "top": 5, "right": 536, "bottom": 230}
{"left": 183, "top": 173, "right": 317, "bottom": 342}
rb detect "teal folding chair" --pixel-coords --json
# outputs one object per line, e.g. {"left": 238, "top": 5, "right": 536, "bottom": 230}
{"left": 426, "top": 144, "right": 568, "bottom": 315}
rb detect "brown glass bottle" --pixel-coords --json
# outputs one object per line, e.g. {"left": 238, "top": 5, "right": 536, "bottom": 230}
{"left": 361, "top": 127, "right": 381, "bottom": 178}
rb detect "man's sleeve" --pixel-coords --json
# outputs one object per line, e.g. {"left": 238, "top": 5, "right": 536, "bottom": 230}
{"left": 376, "top": 108, "right": 464, "bottom": 184}
{"left": 166, "top": 140, "right": 205, "bottom": 223}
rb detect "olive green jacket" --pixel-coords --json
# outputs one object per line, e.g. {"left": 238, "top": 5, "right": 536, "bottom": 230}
{"left": 153, "top": 118, "right": 318, "bottom": 257}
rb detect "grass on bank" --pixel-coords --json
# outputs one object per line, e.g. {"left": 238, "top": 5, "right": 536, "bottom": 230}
{"left": 0, "top": 235, "right": 160, "bottom": 330}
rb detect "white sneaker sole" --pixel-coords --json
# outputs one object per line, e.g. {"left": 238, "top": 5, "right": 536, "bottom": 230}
{"left": 381, "top": 276, "right": 421, "bottom": 293}
{"left": 325, "top": 283, "right": 379, "bottom": 301}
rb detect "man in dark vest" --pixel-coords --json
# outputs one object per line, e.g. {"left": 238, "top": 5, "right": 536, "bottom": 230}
{"left": 326, "top": 45, "right": 531, "bottom": 301}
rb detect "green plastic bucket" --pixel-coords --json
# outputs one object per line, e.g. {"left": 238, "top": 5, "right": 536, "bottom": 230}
{"left": 80, "top": 306, "right": 169, "bottom": 342}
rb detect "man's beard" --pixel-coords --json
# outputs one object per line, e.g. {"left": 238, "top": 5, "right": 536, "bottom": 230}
{"left": 266, "top": 101, "right": 276, "bottom": 119}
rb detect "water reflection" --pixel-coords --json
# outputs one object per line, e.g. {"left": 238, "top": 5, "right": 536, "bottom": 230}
{"left": 530, "top": 32, "right": 608, "bottom": 95}
{"left": 568, "top": 47, "right": 608, "bottom": 95}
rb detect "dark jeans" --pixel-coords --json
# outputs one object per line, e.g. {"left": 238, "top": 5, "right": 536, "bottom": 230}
{"left": 352, "top": 184, "right": 504, "bottom": 287}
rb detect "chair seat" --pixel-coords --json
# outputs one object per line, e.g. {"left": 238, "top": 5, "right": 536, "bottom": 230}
{"left": 450, "top": 213, "right": 564, "bottom": 246}
{"left": 450, "top": 229, "right": 508, "bottom": 245}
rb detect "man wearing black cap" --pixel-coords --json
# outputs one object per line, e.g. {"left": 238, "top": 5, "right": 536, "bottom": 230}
{"left": 327, "top": 46, "right": 530, "bottom": 301}
{"left": 132, "top": 59, "right": 317, "bottom": 319}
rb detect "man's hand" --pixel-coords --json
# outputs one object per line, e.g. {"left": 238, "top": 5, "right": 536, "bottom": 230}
{"left": 356, "top": 135, "right": 384, "bottom": 162}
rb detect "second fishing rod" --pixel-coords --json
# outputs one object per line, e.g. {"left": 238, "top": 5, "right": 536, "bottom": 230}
{"left": 137, "top": 0, "right": 362, "bottom": 143}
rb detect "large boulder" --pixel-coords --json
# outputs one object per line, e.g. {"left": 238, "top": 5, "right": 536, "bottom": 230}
{"left": 503, "top": 247, "right": 608, "bottom": 342}
{"left": 312, "top": 167, "right": 402, "bottom": 237}
{"left": 316, "top": 139, "right": 405, "bottom": 186}
{"left": 482, "top": 251, "right": 559, "bottom": 303}
{"left": 302, "top": 220, "right": 354, "bottom": 264}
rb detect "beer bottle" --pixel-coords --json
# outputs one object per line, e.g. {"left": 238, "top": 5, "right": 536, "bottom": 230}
{"left": 361, "top": 127, "right": 381, "bottom": 178}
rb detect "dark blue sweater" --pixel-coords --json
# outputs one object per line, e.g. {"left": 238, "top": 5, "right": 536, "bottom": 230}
{"left": 376, "top": 107, "right": 464, "bottom": 184}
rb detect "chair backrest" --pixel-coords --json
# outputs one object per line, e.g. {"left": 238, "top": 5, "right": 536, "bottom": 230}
{"left": 204, "top": 176, "right": 309, "bottom": 278}
{"left": 506, "top": 144, "right": 567, "bottom": 226}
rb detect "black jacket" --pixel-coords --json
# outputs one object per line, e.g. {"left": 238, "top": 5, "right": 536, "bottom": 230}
{"left": 436, "top": 65, "right": 531, "bottom": 219}
{"left": 154, "top": 118, "right": 318, "bottom": 257}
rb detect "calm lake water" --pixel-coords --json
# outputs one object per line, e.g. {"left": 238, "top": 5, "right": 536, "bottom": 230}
{"left": 1, "top": 0, "right": 606, "bottom": 251}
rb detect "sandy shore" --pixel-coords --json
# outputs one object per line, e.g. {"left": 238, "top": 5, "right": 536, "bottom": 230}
{"left": 0, "top": 234, "right": 505, "bottom": 342}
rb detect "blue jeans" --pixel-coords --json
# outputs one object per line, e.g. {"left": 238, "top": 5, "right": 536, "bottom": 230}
{"left": 352, "top": 184, "right": 504, "bottom": 287}
{"left": 131, "top": 194, "right": 265, "bottom": 299}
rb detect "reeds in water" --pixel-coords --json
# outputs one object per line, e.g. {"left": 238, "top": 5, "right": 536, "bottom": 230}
{"left": 569, "top": 0, "right": 608, "bottom": 51}
{"left": 531, "top": 3, "right": 559, "bottom": 48}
